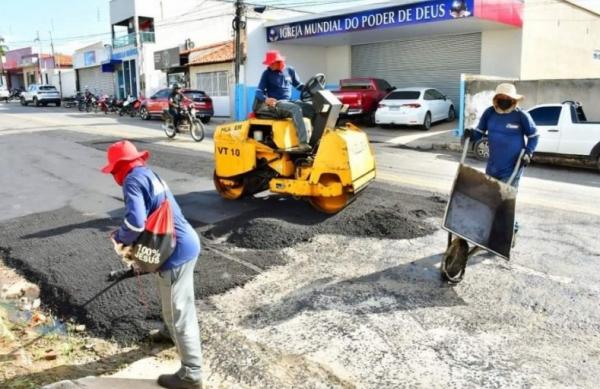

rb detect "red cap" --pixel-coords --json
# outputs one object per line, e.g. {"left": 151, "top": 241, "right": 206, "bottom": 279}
{"left": 101, "top": 140, "right": 149, "bottom": 174}
{"left": 262, "top": 50, "right": 286, "bottom": 66}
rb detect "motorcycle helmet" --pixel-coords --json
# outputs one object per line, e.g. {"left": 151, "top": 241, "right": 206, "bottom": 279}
{"left": 172, "top": 83, "right": 181, "bottom": 91}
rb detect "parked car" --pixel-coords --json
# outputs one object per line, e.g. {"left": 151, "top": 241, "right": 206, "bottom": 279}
{"left": 20, "top": 84, "right": 61, "bottom": 107}
{"left": 0, "top": 86, "right": 9, "bottom": 102}
{"left": 471, "top": 101, "right": 600, "bottom": 171}
{"left": 375, "top": 87, "right": 455, "bottom": 130}
{"left": 332, "top": 78, "right": 394, "bottom": 126}
{"left": 139, "top": 88, "right": 214, "bottom": 123}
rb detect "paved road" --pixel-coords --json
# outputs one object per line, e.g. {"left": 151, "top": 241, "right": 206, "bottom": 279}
{"left": 1, "top": 102, "right": 599, "bottom": 388}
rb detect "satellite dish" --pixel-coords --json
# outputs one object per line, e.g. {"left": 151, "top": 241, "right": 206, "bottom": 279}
{"left": 185, "top": 39, "right": 195, "bottom": 50}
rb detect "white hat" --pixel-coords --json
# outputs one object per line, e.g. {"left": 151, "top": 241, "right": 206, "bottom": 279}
{"left": 494, "top": 83, "right": 523, "bottom": 100}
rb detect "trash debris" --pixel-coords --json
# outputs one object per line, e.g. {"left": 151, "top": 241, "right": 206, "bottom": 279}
{"left": 74, "top": 324, "right": 86, "bottom": 332}
{"left": 31, "top": 312, "right": 47, "bottom": 327}
{"left": 43, "top": 349, "right": 58, "bottom": 361}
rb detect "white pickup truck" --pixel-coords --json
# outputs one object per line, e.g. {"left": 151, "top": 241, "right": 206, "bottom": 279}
{"left": 473, "top": 101, "right": 600, "bottom": 171}
{"left": 531, "top": 101, "right": 600, "bottom": 162}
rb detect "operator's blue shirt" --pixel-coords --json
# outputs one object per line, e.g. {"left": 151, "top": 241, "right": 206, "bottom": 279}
{"left": 114, "top": 166, "right": 200, "bottom": 271}
{"left": 473, "top": 107, "right": 539, "bottom": 179}
{"left": 255, "top": 67, "right": 303, "bottom": 102}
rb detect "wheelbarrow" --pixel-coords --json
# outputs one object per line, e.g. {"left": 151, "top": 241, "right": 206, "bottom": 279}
{"left": 440, "top": 136, "right": 525, "bottom": 283}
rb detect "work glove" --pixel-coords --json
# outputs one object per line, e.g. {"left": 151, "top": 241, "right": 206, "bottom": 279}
{"left": 463, "top": 128, "right": 473, "bottom": 139}
{"left": 111, "top": 236, "right": 139, "bottom": 270}
{"left": 521, "top": 153, "right": 532, "bottom": 167}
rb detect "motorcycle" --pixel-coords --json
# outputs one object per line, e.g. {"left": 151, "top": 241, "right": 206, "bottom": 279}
{"left": 79, "top": 93, "right": 97, "bottom": 112}
{"left": 9, "top": 88, "right": 24, "bottom": 101}
{"left": 162, "top": 105, "right": 205, "bottom": 142}
{"left": 97, "top": 95, "right": 119, "bottom": 114}
{"left": 62, "top": 92, "right": 81, "bottom": 108}
{"left": 119, "top": 95, "right": 141, "bottom": 117}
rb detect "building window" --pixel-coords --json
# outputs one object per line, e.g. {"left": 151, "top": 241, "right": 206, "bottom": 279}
{"left": 196, "top": 71, "right": 229, "bottom": 97}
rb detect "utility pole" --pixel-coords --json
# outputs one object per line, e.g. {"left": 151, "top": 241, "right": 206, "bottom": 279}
{"left": 35, "top": 31, "right": 43, "bottom": 84}
{"left": 233, "top": 0, "right": 245, "bottom": 85}
{"left": 49, "top": 31, "right": 63, "bottom": 96}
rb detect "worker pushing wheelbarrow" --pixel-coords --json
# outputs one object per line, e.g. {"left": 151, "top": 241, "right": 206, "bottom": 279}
{"left": 440, "top": 83, "right": 539, "bottom": 283}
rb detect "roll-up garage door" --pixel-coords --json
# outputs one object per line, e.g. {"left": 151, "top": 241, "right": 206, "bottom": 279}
{"left": 78, "top": 66, "right": 114, "bottom": 96}
{"left": 351, "top": 33, "right": 481, "bottom": 105}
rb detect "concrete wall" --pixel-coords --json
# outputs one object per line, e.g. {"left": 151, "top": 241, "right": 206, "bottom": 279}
{"left": 480, "top": 29, "right": 522, "bottom": 78}
{"left": 325, "top": 45, "right": 351, "bottom": 86}
{"left": 73, "top": 42, "right": 110, "bottom": 69}
{"left": 49, "top": 69, "right": 77, "bottom": 96}
{"left": 520, "top": 0, "right": 600, "bottom": 79}
{"left": 463, "top": 77, "right": 600, "bottom": 130}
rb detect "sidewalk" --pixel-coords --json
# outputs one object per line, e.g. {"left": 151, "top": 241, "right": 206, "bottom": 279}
{"left": 364, "top": 121, "right": 462, "bottom": 152}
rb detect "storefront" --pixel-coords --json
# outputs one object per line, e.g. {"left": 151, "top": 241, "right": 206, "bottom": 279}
{"left": 110, "top": 47, "right": 138, "bottom": 99}
{"left": 236, "top": 0, "right": 599, "bottom": 120}
{"left": 73, "top": 42, "right": 115, "bottom": 96}
{"left": 187, "top": 41, "right": 234, "bottom": 117}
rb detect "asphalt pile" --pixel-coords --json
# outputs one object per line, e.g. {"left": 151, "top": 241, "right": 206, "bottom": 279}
{"left": 208, "top": 184, "right": 446, "bottom": 250}
{"left": 0, "top": 206, "right": 271, "bottom": 343}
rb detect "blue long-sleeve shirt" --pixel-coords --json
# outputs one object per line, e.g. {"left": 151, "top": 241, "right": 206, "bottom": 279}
{"left": 114, "top": 166, "right": 200, "bottom": 271}
{"left": 255, "top": 66, "right": 303, "bottom": 102}
{"left": 472, "top": 107, "right": 539, "bottom": 179}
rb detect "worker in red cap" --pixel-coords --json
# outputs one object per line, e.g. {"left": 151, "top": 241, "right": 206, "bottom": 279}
{"left": 101, "top": 140, "right": 203, "bottom": 389}
{"left": 254, "top": 50, "right": 312, "bottom": 152}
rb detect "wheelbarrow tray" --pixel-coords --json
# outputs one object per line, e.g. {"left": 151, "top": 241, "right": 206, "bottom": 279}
{"left": 442, "top": 164, "right": 517, "bottom": 260}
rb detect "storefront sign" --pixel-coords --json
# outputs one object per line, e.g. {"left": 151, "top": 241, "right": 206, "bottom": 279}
{"left": 267, "top": 0, "right": 474, "bottom": 42}
{"left": 112, "top": 48, "right": 138, "bottom": 60}
{"left": 154, "top": 47, "right": 180, "bottom": 70}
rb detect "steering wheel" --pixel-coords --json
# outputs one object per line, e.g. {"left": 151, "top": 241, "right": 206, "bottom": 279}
{"left": 301, "top": 73, "right": 326, "bottom": 101}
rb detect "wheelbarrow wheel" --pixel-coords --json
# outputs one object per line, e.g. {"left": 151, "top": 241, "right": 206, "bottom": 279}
{"left": 441, "top": 237, "right": 469, "bottom": 284}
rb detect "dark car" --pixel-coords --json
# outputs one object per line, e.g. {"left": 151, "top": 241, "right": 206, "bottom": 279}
{"left": 332, "top": 78, "right": 395, "bottom": 126}
{"left": 139, "top": 88, "right": 214, "bottom": 123}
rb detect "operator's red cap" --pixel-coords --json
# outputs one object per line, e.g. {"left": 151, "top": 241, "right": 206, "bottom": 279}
{"left": 262, "top": 50, "right": 286, "bottom": 66}
{"left": 101, "top": 140, "right": 149, "bottom": 174}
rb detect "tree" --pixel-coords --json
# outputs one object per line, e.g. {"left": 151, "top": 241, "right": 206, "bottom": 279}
{"left": 0, "top": 36, "right": 7, "bottom": 87}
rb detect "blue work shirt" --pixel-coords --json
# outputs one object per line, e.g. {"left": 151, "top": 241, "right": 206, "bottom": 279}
{"left": 473, "top": 107, "right": 539, "bottom": 179}
{"left": 114, "top": 166, "right": 200, "bottom": 271}
{"left": 255, "top": 66, "right": 303, "bottom": 102}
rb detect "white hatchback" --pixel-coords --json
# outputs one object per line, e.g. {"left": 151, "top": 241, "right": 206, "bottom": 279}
{"left": 375, "top": 87, "right": 455, "bottom": 130}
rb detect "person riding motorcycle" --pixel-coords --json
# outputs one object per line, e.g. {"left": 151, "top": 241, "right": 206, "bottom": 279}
{"left": 168, "top": 84, "right": 191, "bottom": 131}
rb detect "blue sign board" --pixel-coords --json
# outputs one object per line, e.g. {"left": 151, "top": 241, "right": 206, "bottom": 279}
{"left": 267, "top": 0, "right": 474, "bottom": 42}
{"left": 112, "top": 48, "right": 138, "bottom": 60}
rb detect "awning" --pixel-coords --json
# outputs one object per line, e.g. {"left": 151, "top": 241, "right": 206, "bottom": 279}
{"left": 101, "top": 59, "right": 122, "bottom": 72}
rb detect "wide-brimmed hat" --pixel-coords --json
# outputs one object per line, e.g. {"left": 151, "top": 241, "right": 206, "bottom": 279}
{"left": 494, "top": 83, "right": 523, "bottom": 101}
{"left": 101, "top": 140, "right": 149, "bottom": 174}
{"left": 262, "top": 50, "right": 285, "bottom": 66}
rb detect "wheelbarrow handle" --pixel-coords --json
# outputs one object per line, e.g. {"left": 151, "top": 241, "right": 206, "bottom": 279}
{"left": 507, "top": 149, "right": 526, "bottom": 186}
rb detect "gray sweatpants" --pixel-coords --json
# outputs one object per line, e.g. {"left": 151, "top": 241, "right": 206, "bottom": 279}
{"left": 256, "top": 100, "right": 309, "bottom": 144}
{"left": 156, "top": 258, "right": 202, "bottom": 382}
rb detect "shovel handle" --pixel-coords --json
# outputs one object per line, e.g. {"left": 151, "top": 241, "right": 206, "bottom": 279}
{"left": 461, "top": 136, "right": 470, "bottom": 164}
{"left": 507, "top": 149, "right": 526, "bottom": 186}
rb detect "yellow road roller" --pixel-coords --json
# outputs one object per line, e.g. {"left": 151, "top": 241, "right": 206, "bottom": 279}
{"left": 213, "top": 74, "right": 376, "bottom": 213}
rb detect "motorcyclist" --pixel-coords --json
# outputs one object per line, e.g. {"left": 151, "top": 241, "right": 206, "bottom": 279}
{"left": 168, "top": 83, "right": 190, "bottom": 131}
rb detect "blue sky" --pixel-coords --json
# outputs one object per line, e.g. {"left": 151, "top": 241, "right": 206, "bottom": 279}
{"left": 0, "top": 0, "right": 110, "bottom": 53}
{"left": 1, "top": 0, "right": 598, "bottom": 54}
